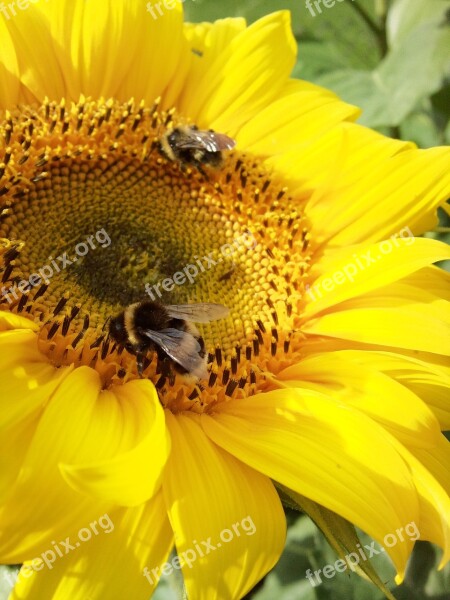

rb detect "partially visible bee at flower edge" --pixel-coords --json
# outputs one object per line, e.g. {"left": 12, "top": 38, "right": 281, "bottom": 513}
{"left": 157, "top": 125, "right": 236, "bottom": 175}
{"left": 108, "top": 300, "right": 230, "bottom": 381}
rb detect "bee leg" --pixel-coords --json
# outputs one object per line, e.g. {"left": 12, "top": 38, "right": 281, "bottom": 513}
{"left": 159, "top": 357, "right": 172, "bottom": 378}
{"left": 195, "top": 162, "right": 210, "bottom": 181}
{"left": 153, "top": 139, "right": 162, "bottom": 154}
{"left": 136, "top": 353, "right": 146, "bottom": 377}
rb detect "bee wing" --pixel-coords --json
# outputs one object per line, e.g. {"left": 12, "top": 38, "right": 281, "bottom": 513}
{"left": 208, "top": 132, "right": 236, "bottom": 151}
{"left": 143, "top": 328, "right": 208, "bottom": 379}
{"left": 173, "top": 135, "right": 209, "bottom": 151}
{"left": 165, "top": 303, "right": 230, "bottom": 323}
{"left": 192, "top": 130, "right": 235, "bottom": 152}
{"left": 178, "top": 130, "right": 235, "bottom": 152}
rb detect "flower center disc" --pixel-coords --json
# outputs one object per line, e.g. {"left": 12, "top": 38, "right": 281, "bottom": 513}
{"left": 0, "top": 98, "right": 312, "bottom": 411}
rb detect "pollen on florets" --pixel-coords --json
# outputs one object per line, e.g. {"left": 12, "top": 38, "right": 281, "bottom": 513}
{"left": 0, "top": 97, "right": 313, "bottom": 410}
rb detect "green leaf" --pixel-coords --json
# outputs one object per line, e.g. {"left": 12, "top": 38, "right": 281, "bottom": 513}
{"left": 277, "top": 485, "right": 398, "bottom": 600}
{"left": 252, "top": 570, "right": 317, "bottom": 600}
{"left": 292, "top": 0, "right": 381, "bottom": 84}
{"left": 400, "top": 108, "right": 445, "bottom": 148}
{"left": 387, "top": 0, "right": 450, "bottom": 47}
{"left": 293, "top": 41, "right": 351, "bottom": 82}
{"left": 431, "top": 84, "right": 450, "bottom": 128}
{"left": 0, "top": 565, "right": 18, "bottom": 600}
{"left": 316, "top": 18, "right": 450, "bottom": 127}
{"left": 445, "top": 120, "right": 450, "bottom": 145}
{"left": 314, "top": 68, "right": 384, "bottom": 124}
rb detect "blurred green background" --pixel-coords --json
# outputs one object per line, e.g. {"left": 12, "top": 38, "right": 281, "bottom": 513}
{"left": 1, "top": 1, "right": 449, "bottom": 599}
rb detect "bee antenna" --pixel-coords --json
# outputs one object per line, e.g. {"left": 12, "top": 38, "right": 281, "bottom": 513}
{"left": 102, "top": 316, "right": 111, "bottom": 332}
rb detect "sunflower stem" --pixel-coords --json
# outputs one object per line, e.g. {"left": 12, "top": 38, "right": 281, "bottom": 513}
{"left": 348, "top": 1, "right": 390, "bottom": 57}
{"left": 349, "top": 2, "right": 399, "bottom": 137}
{"left": 374, "top": 0, "right": 390, "bottom": 57}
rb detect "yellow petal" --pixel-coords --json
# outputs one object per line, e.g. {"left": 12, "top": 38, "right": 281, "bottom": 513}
{"left": 202, "top": 389, "right": 429, "bottom": 579}
{"left": 0, "top": 329, "right": 47, "bottom": 372}
{"left": 303, "top": 301, "right": 449, "bottom": 355}
{"left": 1, "top": 4, "right": 67, "bottom": 103}
{"left": 0, "top": 368, "right": 108, "bottom": 560}
{"left": 176, "top": 18, "right": 246, "bottom": 113}
{"left": 60, "top": 379, "right": 170, "bottom": 506}
{"left": 313, "top": 348, "right": 450, "bottom": 430}
{"left": 43, "top": 0, "right": 144, "bottom": 99}
{"left": 274, "top": 121, "right": 411, "bottom": 212}
{"left": 301, "top": 123, "right": 450, "bottom": 244}
{"left": 183, "top": 12, "right": 297, "bottom": 133}
{"left": 303, "top": 237, "right": 450, "bottom": 319}
{"left": 163, "top": 411, "right": 285, "bottom": 600}
{"left": 0, "top": 328, "right": 73, "bottom": 501}
{"left": 406, "top": 379, "right": 450, "bottom": 430}
{"left": 117, "top": 2, "right": 185, "bottom": 104}
{"left": 0, "top": 369, "right": 166, "bottom": 560}
{"left": 329, "top": 147, "right": 450, "bottom": 244}
{"left": 0, "top": 363, "right": 72, "bottom": 497}
{"left": 7, "top": 0, "right": 184, "bottom": 103}
{"left": 410, "top": 434, "right": 450, "bottom": 497}
{"left": 394, "top": 443, "right": 450, "bottom": 577}
{"left": 239, "top": 87, "right": 358, "bottom": 156}
{"left": 8, "top": 493, "right": 173, "bottom": 600}
{"left": 0, "top": 348, "right": 71, "bottom": 431}
{"left": 401, "top": 264, "right": 450, "bottom": 300}
{"left": 0, "top": 19, "right": 20, "bottom": 106}
{"left": 0, "top": 311, "right": 38, "bottom": 332}
{"left": 278, "top": 353, "right": 441, "bottom": 447}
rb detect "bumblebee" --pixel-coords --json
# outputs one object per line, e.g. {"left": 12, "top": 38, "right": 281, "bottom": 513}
{"left": 108, "top": 300, "right": 229, "bottom": 380}
{"left": 157, "top": 125, "right": 235, "bottom": 173}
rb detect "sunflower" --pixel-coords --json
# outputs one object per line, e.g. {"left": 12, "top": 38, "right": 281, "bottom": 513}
{"left": 0, "top": 1, "right": 449, "bottom": 599}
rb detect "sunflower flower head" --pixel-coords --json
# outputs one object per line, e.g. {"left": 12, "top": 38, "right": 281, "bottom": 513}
{"left": 0, "top": 2, "right": 449, "bottom": 599}
{"left": 0, "top": 93, "right": 311, "bottom": 411}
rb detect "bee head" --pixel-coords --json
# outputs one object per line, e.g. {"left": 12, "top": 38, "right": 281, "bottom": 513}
{"left": 108, "top": 313, "right": 128, "bottom": 345}
{"left": 167, "top": 128, "right": 181, "bottom": 151}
